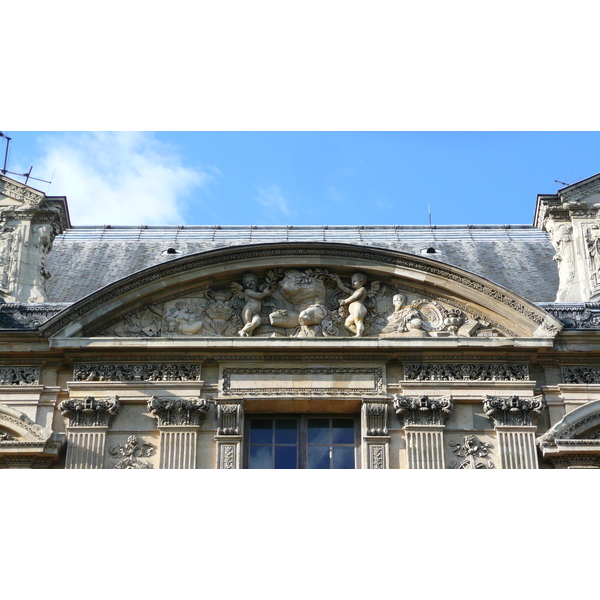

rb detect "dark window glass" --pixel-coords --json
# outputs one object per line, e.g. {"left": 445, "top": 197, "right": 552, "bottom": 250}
{"left": 333, "top": 446, "right": 355, "bottom": 469}
{"left": 275, "top": 445, "right": 298, "bottom": 469}
{"left": 249, "top": 445, "right": 273, "bottom": 469}
{"left": 249, "top": 419, "right": 273, "bottom": 444}
{"left": 332, "top": 418, "right": 355, "bottom": 444}
{"left": 307, "top": 446, "right": 330, "bottom": 469}
{"left": 275, "top": 419, "right": 298, "bottom": 444}
{"left": 307, "top": 418, "right": 330, "bottom": 444}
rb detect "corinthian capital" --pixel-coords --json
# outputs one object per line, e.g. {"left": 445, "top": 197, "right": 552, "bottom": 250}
{"left": 392, "top": 394, "right": 453, "bottom": 426}
{"left": 482, "top": 395, "right": 545, "bottom": 427}
{"left": 147, "top": 396, "right": 210, "bottom": 427}
{"left": 59, "top": 396, "right": 120, "bottom": 428}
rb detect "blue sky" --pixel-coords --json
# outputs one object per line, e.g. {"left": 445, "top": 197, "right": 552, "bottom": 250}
{"left": 4, "top": 131, "right": 600, "bottom": 227}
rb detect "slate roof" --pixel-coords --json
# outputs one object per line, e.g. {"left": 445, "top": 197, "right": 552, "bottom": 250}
{"left": 45, "top": 224, "right": 559, "bottom": 304}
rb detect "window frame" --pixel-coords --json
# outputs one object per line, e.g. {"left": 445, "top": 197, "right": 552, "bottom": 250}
{"left": 243, "top": 414, "right": 361, "bottom": 469}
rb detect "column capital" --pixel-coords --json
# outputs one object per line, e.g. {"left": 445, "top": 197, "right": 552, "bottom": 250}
{"left": 147, "top": 396, "right": 209, "bottom": 427}
{"left": 482, "top": 395, "right": 545, "bottom": 427}
{"left": 392, "top": 394, "right": 453, "bottom": 427}
{"left": 59, "top": 396, "right": 120, "bottom": 428}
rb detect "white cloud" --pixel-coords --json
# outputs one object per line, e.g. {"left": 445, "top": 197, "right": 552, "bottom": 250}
{"left": 255, "top": 184, "right": 291, "bottom": 216}
{"left": 33, "top": 132, "right": 210, "bottom": 225}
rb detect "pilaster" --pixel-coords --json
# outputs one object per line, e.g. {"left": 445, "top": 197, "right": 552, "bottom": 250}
{"left": 483, "top": 395, "right": 545, "bottom": 469}
{"left": 361, "top": 397, "right": 390, "bottom": 469}
{"left": 147, "top": 396, "right": 209, "bottom": 469}
{"left": 393, "top": 394, "right": 453, "bottom": 469}
{"left": 214, "top": 397, "right": 244, "bottom": 469}
{"left": 59, "top": 396, "right": 120, "bottom": 469}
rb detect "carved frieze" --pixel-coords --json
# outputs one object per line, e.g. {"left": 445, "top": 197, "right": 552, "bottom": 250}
{"left": 59, "top": 396, "right": 120, "bottom": 428}
{"left": 222, "top": 367, "right": 384, "bottom": 396}
{"left": 541, "top": 304, "right": 600, "bottom": 329}
{"left": 215, "top": 399, "right": 243, "bottom": 435}
{"left": 0, "top": 431, "right": 15, "bottom": 441}
{"left": 562, "top": 366, "right": 600, "bottom": 384}
{"left": 93, "top": 266, "right": 509, "bottom": 339}
{"left": 403, "top": 363, "right": 529, "bottom": 381}
{"left": 0, "top": 304, "right": 65, "bottom": 329}
{"left": 449, "top": 435, "right": 494, "bottom": 469}
{"left": 482, "top": 395, "right": 545, "bottom": 427}
{"left": 392, "top": 394, "right": 453, "bottom": 426}
{"left": 109, "top": 435, "right": 156, "bottom": 469}
{"left": 0, "top": 366, "right": 40, "bottom": 385}
{"left": 73, "top": 363, "right": 202, "bottom": 382}
{"left": 147, "top": 396, "right": 209, "bottom": 427}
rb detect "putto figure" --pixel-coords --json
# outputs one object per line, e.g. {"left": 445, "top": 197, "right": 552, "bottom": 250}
{"left": 334, "top": 272, "right": 369, "bottom": 337}
{"left": 231, "top": 273, "right": 274, "bottom": 337}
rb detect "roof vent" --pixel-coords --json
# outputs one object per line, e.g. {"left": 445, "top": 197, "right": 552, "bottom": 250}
{"left": 161, "top": 248, "right": 182, "bottom": 256}
{"left": 420, "top": 247, "right": 442, "bottom": 255}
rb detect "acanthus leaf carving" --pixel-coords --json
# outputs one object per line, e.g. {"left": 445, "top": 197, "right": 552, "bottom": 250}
{"left": 0, "top": 366, "right": 40, "bottom": 385}
{"left": 147, "top": 396, "right": 209, "bottom": 427}
{"left": 109, "top": 435, "right": 156, "bottom": 469}
{"left": 362, "top": 398, "right": 389, "bottom": 436}
{"left": 392, "top": 394, "right": 453, "bottom": 426}
{"left": 59, "top": 396, "right": 120, "bottom": 428}
{"left": 215, "top": 399, "right": 243, "bottom": 435}
{"left": 73, "top": 363, "right": 202, "bottom": 382}
{"left": 482, "top": 395, "right": 545, "bottom": 427}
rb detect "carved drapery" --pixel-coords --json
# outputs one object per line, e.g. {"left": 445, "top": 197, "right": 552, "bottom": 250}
{"left": 214, "top": 398, "right": 244, "bottom": 469}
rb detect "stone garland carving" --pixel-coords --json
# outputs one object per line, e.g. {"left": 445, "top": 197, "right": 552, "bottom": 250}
{"left": 370, "top": 445, "right": 385, "bottom": 469}
{"left": 147, "top": 397, "right": 209, "bottom": 427}
{"left": 562, "top": 366, "right": 600, "bottom": 384}
{"left": 482, "top": 395, "right": 545, "bottom": 427}
{"left": 73, "top": 363, "right": 202, "bottom": 382}
{"left": 59, "top": 396, "right": 120, "bottom": 428}
{"left": 449, "top": 435, "right": 495, "bottom": 469}
{"left": 109, "top": 435, "right": 156, "bottom": 469}
{"left": 221, "top": 367, "right": 384, "bottom": 396}
{"left": 392, "top": 395, "right": 454, "bottom": 426}
{"left": 0, "top": 366, "right": 40, "bottom": 385}
{"left": 45, "top": 246, "right": 560, "bottom": 337}
{"left": 215, "top": 400, "right": 243, "bottom": 435}
{"left": 403, "top": 363, "right": 529, "bottom": 382}
{"left": 363, "top": 399, "right": 389, "bottom": 436}
{"left": 94, "top": 267, "right": 510, "bottom": 339}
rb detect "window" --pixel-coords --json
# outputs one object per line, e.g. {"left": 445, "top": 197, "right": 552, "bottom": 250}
{"left": 246, "top": 416, "right": 358, "bottom": 469}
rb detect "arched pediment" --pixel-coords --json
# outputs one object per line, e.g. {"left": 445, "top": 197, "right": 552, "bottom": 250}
{"left": 0, "top": 403, "right": 52, "bottom": 442}
{"left": 539, "top": 400, "right": 600, "bottom": 444}
{"left": 41, "top": 242, "right": 562, "bottom": 340}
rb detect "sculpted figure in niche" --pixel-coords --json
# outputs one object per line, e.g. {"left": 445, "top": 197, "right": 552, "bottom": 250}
{"left": 333, "top": 272, "right": 369, "bottom": 337}
{"left": 231, "top": 273, "right": 275, "bottom": 337}
{"left": 381, "top": 293, "right": 429, "bottom": 337}
{"left": 269, "top": 269, "right": 328, "bottom": 336}
{"left": 546, "top": 220, "right": 577, "bottom": 302}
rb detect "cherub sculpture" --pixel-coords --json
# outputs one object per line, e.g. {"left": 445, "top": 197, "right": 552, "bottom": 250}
{"left": 231, "top": 273, "right": 275, "bottom": 337}
{"left": 333, "top": 272, "right": 369, "bottom": 337}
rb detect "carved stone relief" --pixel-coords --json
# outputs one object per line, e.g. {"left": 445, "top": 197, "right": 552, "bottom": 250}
{"left": 73, "top": 363, "right": 202, "bottom": 382}
{"left": 362, "top": 399, "right": 389, "bottom": 436}
{"left": 215, "top": 399, "right": 243, "bottom": 435}
{"left": 449, "top": 435, "right": 495, "bottom": 469}
{"left": 59, "top": 396, "right": 120, "bottom": 428}
{"left": 96, "top": 267, "right": 506, "bottom": 339}
{"left": 0, "top": 366, "right": 40, "bottom": 385}
{"left": 109, "top": 435, "right": 156, "bottom": 469}
{"left": 0, "top": 303, "right": 64, "bottom": 329}
{"left": 392, "top": 395, "right": 453, "bottom": 426}
{"left": 482, "top": 395, "right": 545, "bottom": 427}
{"left": 0, "top": 431, "right": 15, "bottom": 441}
{"left": 562, "top": 366, "right": 600, "bottom": 384}
{"left": 403, "top": 363, "right": 529, "bottom": 381}
{"left": 147, "top": 397, "right": 209, "bottom": 427}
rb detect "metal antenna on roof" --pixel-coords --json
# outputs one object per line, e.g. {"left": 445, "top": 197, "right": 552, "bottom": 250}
{"left": 428, "top": 204, "right": 432, "bottom": 228}
{"left": 0, "top": 132, "right": 52, "bottom": 186}
{"left": 554, "top": 179, "right": 570, "bottom": 187}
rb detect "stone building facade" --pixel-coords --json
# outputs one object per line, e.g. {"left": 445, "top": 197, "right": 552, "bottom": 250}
{"left": 2, "top": 172, "right": 600, "bottom": 469}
